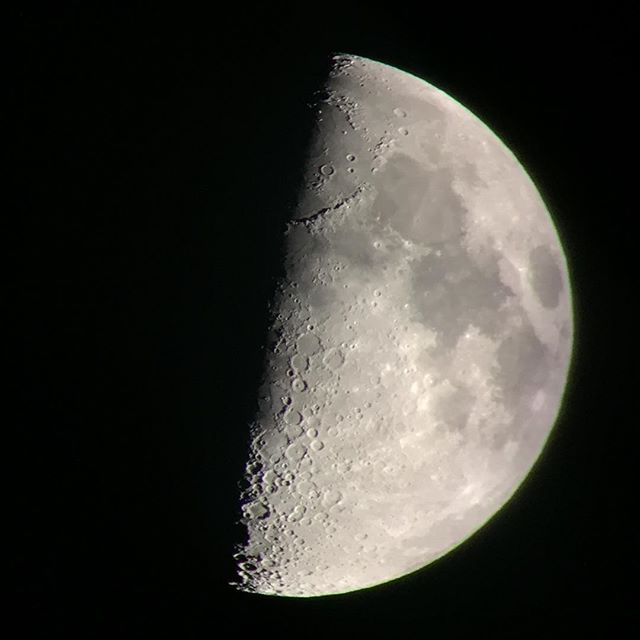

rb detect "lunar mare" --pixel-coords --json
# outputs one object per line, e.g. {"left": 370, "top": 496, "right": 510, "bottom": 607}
{"left": 231, "top": 54, "right": 573, "bottom": 597}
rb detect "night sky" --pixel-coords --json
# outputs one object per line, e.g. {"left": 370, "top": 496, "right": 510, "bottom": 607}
{"left": 12, "top": 5, "right": 634, "bottom": 634}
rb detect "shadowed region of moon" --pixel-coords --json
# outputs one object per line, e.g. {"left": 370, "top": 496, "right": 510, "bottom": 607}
{"left": 231, "top": 53, "right": 573, "bottom": 597}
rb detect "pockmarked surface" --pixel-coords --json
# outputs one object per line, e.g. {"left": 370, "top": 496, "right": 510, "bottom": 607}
{"left": 232, "top": 54, "right": 573, "bottom": 597}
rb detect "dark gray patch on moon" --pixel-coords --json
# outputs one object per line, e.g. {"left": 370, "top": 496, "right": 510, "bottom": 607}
{"left": 528, "top": 245, "right": 563, "bottom": 308}
{"left": 372, "top": 153, "right": 467, "bottom": 246}
{"left": 409, "top": 244, "right": 515, "bottom": 350}
{"left": 493, "top": 321, "right": 549, "bottom": 412}
{"left": 455, "top": 162, "right": 486, "bottom": 190}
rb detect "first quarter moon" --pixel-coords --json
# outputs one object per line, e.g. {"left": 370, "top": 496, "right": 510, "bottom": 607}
{"left": 231, "top": 54, "right": 573, "bottom": 597}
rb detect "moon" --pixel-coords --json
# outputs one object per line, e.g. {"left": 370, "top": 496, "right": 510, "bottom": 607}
{"left": 231, "top": 54, "right": 573, "bottom": 597}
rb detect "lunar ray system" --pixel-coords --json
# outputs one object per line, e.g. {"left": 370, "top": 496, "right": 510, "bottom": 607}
{"left": 230, "top": 54, "right": 573, "bottom": 597}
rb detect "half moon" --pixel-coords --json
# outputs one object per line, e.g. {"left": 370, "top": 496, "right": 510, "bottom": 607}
{"left": 231, "top": 54, "right": 573, "bottom": 597}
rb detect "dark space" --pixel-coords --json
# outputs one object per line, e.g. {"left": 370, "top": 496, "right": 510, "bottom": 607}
{"left": 10, "top": 5, "right": 634, "bottom": 634}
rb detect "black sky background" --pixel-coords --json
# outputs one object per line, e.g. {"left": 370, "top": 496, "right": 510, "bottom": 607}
{"left": 11, "top": 5, "right": 635, "bottom": 634}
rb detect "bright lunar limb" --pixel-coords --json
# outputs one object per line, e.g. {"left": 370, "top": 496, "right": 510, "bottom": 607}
{"left": 231, "top": 54, "right": 573, "bottom": 597}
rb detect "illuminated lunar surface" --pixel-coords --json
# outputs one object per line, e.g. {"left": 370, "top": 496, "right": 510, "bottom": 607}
{"left": 231, "top": 54, "right": 573, "bottom": 597}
